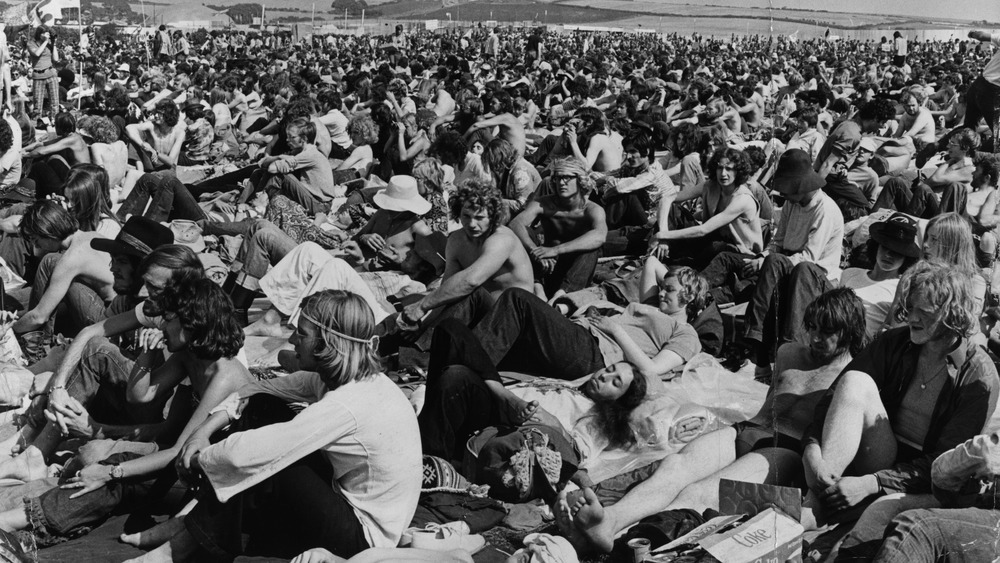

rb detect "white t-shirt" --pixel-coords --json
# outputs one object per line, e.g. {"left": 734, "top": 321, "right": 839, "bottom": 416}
{"left": 318, "top": 109, "right": 351, "bottom": 149}
{"left": 839, "top": 267, "right": 899, "bottom": 338}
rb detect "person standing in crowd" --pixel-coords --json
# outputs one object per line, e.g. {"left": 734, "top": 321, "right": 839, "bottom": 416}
{"left": 26, "top": 25, "right": 59, "bottom": 122}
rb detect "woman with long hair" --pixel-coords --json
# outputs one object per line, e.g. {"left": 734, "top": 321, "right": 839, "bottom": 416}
{"left": 124, "top": 290, "right": 422, "bottom": 562}
{"left": 61, "top": 164, "right": 121, "bottom": 237}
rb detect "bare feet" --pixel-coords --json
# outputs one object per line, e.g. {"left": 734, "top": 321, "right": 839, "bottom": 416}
{"left": 244, "top": 309, "right": 287, "bottom": 337}
{"left": 121, "top": 516, "right": 187, "bottom": 549}
{"left": 0, "top": 446, "right": 48, "bottom": 481}
{"left": 554, "top": 487, "right": 616, "bottom": 554}
{"left": 122, "top": 526, "right": 199, "bottom": 563}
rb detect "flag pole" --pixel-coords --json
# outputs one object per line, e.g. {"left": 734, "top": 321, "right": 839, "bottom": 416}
{"left": 78, "top": 7, "right": 83, "bottom": 111}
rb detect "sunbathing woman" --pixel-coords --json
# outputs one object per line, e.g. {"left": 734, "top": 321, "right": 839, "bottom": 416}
{"left": 557, "top": 287, "right": 867, "bottom": 553}
{"left": 122, "top": 290, "right": 422, "bottom": 562}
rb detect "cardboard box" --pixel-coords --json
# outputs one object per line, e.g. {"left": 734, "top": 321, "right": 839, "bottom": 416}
{"left": 698, "top": 508, "right": 804, "bottom": 563}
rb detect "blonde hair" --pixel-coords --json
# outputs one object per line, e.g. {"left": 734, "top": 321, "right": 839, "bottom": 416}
{"left": 894, "top": 260, "right": 978, "bottom": 338}
{"left": 924, "top": 213, "right": 977, "bottom": 273}
{"left": 300, "top": 290, "right": 382, "bottom": 388}
{"left": 549, "top": 156, "right": 596, "bottom": 196}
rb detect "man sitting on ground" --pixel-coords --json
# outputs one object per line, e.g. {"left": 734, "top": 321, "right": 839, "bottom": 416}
{"left": 509, "top": 157, "right": 607, "bottom": 300}
{"left": 12, "top": 201, "right": 116, "bottom": 337}
{"left": 397, "top": 180, "right": 534, "bottom": 337}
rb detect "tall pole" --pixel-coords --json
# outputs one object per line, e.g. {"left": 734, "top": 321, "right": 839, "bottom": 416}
{"left": 360, "top": 9, "right": 365, "bottom": 35}
{"left": 311, "top": 2, "right": 315, "bottom": 36}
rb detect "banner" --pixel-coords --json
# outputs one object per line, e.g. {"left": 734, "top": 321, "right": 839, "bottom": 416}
{"left": 30, "top": 0, "right": 80, "bottom": 26}
{"left": 442, "top": 0, "right": 458, "bottom": 7}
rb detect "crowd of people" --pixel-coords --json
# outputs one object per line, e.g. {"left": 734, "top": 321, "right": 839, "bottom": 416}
{"left": 0, "top": 16, "right": 990, "bottom": 562}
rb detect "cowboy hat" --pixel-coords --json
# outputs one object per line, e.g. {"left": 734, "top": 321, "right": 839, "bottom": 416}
{"left": 91, "top": 216, "right": 173, "bottom": 258}
{"left": 869, "top": 212, "right": 921, "bottom": 258}
{"left": 773, "top": 149, "right": 826, "bottom": 196}
{"left": 373, "top": 175, "right": 431, "bottom": 215}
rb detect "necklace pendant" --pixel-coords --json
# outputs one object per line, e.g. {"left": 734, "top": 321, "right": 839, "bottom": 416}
{"left": 921, "top": 384, "right": 927, "bottom": 390}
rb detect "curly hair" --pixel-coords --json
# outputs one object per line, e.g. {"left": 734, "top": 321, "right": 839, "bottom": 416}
{"left": 78, "top": 115, "right": 121, "bottom": 144}
{"left": 893, "top": 259, "right": 978, "bottom": 339}
{"left": 803, "top": 287, "right": 868, "bottom": 357}
{"left": 155, "top": 278, "right": 244, "bottom": 360}
{"left": 590, "top": 363, "right": 648, "bottom": 449}
{"left": 666, "top": 265, "right": 709, "bottom": 322}
{"left": 300, "top": 290, "right": 382, "bottom": 389}
{"left": 19, "top": 200, "right": 78, "bottom": 242}
{"left": 707, "top": 147, "right": 753, "bottom": 187}
{"left": 857, "top": 98, "right": 897, "bottom": 125}
{"left": 347, "top": 115, "right": 379, "bottom": 146}
{"left": 448, "top": 179, "right": 506, "bottom": 237}
{"left": 154, "top": 100, "right": 180, "bottom": 127}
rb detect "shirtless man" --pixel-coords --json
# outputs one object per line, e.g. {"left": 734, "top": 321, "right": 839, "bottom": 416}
{"left": 81, "top": 115, "right": 129, "bottom": 190}
{"left": 565, "top": 108, "right": 623, "bottom": 173}
{"left": 465, "top": 112, "right": 527, "bottom": 160}
{"left": 509, "top": 157, "right": 607, "bottom": 299}
{"left": 13, "top": 201, "right": 116, "bottom": 336}
{"left": 22, "top": 111, "right": 90, "bottom": 165}
{"left": 400, "top": 180, "right": 533, "bottom": 328}
{"left": 557, "top": 288, "right": 868, "bottom": 553}
{"left": 894, "top": 87, "right": 936, "bottom": 148}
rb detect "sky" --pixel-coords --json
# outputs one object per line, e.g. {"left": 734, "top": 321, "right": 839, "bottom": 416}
{"left": 711, "top": 0, "right": 999, "bottom": 22}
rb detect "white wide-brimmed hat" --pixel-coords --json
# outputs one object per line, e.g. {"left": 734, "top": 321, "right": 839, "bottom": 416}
{"left": 373, "top": 175, "right": 431, "bottom": 215}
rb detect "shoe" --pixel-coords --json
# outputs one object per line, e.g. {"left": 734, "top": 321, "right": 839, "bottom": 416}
{"left": 400, "top": 521, "right": 471, "bottom": 547}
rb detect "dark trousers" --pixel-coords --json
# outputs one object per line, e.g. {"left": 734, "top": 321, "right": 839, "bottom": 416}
{"left": 420, "top": 319, "right": 505, "bottom": 461}
{"left": 743, "top": 255, "right": 832, "bottom": 363}
{"left": 873, "top": 177, "right": 941, "bottom": 219}
{"left": 536, "top": 248, "right": 601, "bottom": 297}
{"left": 602, "top": 192, "right": 647, "bottom": 230}
{"left": 699, "top": 250, "right": 756, "bottom": 304}
{"left": 965, "top": 75, "right": 1000, "bottom": 153}
{"left": 472, "top": 288, "right": 605, "bottom": 378}
{"left": 116, "top": 172, "right": 208, "bottom": 223}
{"left": 185, "top": 395, "right": 369, "bottom": 561}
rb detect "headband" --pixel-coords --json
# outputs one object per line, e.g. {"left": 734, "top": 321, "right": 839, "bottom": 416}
{"left": 300, "top": 311, "right": 379, "bottom": 351}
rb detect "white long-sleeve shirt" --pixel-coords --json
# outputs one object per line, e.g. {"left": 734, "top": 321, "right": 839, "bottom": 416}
{"left": 201, "top": 372, "right": 422, "bottom": 548}
{"left": 768, "top": 190, "right": 844, "bottom": 282}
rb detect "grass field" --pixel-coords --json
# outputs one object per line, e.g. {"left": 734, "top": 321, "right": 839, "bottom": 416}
{"left": 406, "top": 2, "right": 635, "bottom": 24}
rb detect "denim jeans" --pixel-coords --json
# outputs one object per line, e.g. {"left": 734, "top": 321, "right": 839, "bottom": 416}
{"left": 471, "top": 288, "right": 604, "bottom": 378}
{"left": 743, "top": 255, "right": 832, "bottom": 363}
{"left": 63, "top": 337, "right": 165, "bottom": 427}
{"left": 872, "top": 507, "right": 1000, "bottom": 563}
{"left": 185, "top": 395, "right": 369, "bottom": 561}
{"left": 116, "top": 172, "right": 208, "bottom": 223}
{"left": 835, "top": 493, "right": 940, "bottom": 562}
{"left": 418, "top": 360, "right": 500, "bottom": 462}
{"left": 31, "top": 253, "right": 109, "bottom": 338}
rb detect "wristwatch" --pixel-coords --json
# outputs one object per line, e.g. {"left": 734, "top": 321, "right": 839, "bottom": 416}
{"left": 109, "top": 465, "right": 125, "bottom": 481}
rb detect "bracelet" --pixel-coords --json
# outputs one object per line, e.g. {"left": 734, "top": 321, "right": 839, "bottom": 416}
{"left": 48, "top": 385, "right": 65, "bottom": 395}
